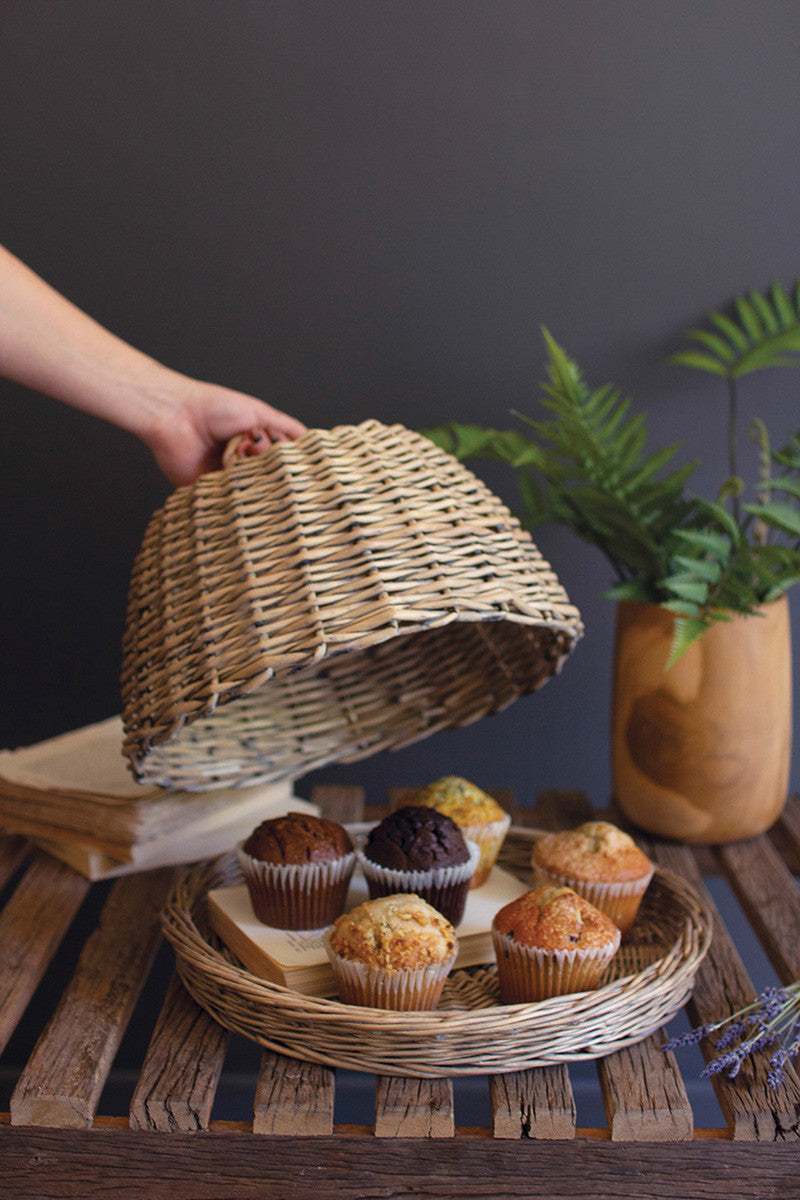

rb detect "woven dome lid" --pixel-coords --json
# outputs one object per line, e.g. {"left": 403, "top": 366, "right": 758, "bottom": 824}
{"left": 121, "top": 420, "right": 582, "bottom": 790}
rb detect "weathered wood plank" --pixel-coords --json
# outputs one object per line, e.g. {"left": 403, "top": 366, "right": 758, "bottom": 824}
{"left": 717, "top": 831, "right": 800, "bottom": 982}
{"left": 490, "top": 1064, "right": 576, "bottom": 1139}
{"left": 597, "top": 1030, "right": 693, "bottom": 1141}
{"left": 129, "top": 973, "right": 228, "bottom": 1132}
{"left": 523, "top": 796, "right": 689, "bottom": 1141}
{"left": 238, "top": 761, "right": 361, "bottom": 1193}
{"left": 648, "top": 840, "right": 800, "bottom": 1140}
{"left": 534, "top": 789, "right": 595, "bottom": 830}
{"left": 310, "top": 784, "right": 365, "bottom": 824}
{"left": 252, "top": 1051, "right": 334, "bottom": 1136}
{"left": 0, "top": 850, "right": 90, "bottom": 1056}
{"left": 777, "top": 793, "right": 800, "bottom": 847}
{"left": 377, "top": 787, "right": 502, "bottom": 1139}
{"left": 374, "top": 1074, "right": 454, "bottom": 1137}
{"left": 388, "top": 785, "right": 516, "bottom": 815}
{"left": 770, "top": 794, "right": 800, "bottom": 874}
{"left": 2, "top": 1125, "right": 800, "bottom": 1199}
{"left": 10, "top": 867, "right": 176, "bottom": 1129}
{"left": 0, "top": 831, "right": 30, "bottom": 890}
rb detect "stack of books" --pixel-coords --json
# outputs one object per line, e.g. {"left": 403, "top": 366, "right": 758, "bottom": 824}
{"left": 0, "top": 717, "right": 314, "bottom": 880}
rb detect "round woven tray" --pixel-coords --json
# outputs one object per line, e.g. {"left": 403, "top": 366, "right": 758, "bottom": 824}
{"left": 161, "top": 829, "right": 713, "bottom": 1077}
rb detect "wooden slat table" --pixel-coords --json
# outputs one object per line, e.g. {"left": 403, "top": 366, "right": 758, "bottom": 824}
{"left": 1, "top": 788, "right": 800, "bottom": 1199}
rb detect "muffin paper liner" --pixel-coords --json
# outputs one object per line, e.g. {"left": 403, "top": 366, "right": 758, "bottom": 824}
{"left": 356, "top": 838, "right": 481, "bottom": 925}
{"left": 459, "top": 814, "right": 512, "bottom": 888}
{"left": 531, "top": 864, "right": 654, "bottom": 936}
{"left": 237, "top": 845, "right": 356, "bottom": 930}
{"left": 323, "top": 933, "right": 457, "bottom": 1011}
{"left": 491, "top": 927, "right": 621, "bottom": 1004}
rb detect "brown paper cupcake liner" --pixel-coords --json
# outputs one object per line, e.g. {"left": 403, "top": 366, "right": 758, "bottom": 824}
{"left": 491, "top": 927, "right": 620, "bottom": 1004}
{"left": 531, "top": 864, "right": 654, "bottom": 936}
{"left": 356, "top": 839, "right": 480, "bottom": 925}
{"left": 237, "top": 846, "right": 356, "bottom": 930}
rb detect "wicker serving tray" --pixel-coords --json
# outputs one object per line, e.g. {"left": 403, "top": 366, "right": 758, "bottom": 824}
{"left": 161, "top": 828, "right": 713, "bottom": 1078}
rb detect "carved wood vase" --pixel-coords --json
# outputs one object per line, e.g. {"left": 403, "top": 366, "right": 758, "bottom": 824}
{"left": 611, "top": 596, "right": 792, "bottom": 844}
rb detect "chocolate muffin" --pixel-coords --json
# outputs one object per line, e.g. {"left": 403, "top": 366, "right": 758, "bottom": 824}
{"left": 364, "top": 805, "right": 469, "bottom": 871}
{"left": 412, "top": 776, "right": 511, "bottom": 887}
{"left": 243, "top": 812, "right": 353, "bottom": 865}
{"left": 358, "top": 805, "right": 479, "bottom": 924}
{"left": 237, "top": 812, "right": 355, "bottom": 929}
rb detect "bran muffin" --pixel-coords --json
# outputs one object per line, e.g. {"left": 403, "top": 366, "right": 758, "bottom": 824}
{"left": 412, "top": 776, "right": 511, "bottom": 887}
{"left": 237, "top": 812, "right": 355, "bottom": 929}
{"left": 491, "top": 885, "right": 620, "bottom": 1003}
{"left": 325, "top": 893, "right": 458, "bottom": 1010}
{"left": 358, "top": 805, "right": 479, "bottom": 925}
{"left": 530, "top": 821, "right": 654, "bottom": 936}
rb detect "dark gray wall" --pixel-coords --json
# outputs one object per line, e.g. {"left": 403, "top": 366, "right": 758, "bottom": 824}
{"left": 2, "top": 1, "right": 799, "bottom": 810}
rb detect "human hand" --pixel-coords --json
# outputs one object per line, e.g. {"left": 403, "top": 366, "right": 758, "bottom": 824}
{"left": 0, "top": 243, "right": 308, "bottom": 488}
{"left": 144, "top": 380, "right": 307, "bottom": 486}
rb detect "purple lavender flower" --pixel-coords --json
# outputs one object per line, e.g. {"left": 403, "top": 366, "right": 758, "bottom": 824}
{"left": 663, "top": 980, "right": 800, "bottom": 1088}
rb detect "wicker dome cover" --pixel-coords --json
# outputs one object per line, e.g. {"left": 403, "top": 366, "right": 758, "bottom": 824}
{"left": 121, "top": 420, "right": 583, "bottom": 790}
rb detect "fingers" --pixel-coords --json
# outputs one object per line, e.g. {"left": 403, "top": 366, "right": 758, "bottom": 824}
{"left": 259, "top": 407, "right": 307, "bottom": 439}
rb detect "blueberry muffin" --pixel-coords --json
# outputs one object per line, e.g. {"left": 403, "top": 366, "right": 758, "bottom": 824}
{"left": 492, "top": 885, "right": 620, "bottom": 1003}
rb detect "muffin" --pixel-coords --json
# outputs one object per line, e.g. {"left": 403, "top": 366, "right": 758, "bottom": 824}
{"left": 412, "top": 776, "right": 511, "bottom": 887}
{"left": 324, "top": 892, "right": 457, "bottom": 1010}
{"left": 530, "top": 821, "right": 654, "bottom": 936}
{"left": 237, "top": 812, "right": 355, "bottom": 929}
{"left": 358, "top": 805, "right": 479, "bottom": 924}
{"left": 492, "top": 885, "right": 621, "bottom": 1004}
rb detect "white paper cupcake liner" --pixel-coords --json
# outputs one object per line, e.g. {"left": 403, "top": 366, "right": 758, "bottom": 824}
{"left": 491, "top": 926, "right": 621, "bottom": 1004}
{"left": 459, "top": 814, "right": 512, "bottom": 887}
{"left": 323, "top": 933, "right": 457, "bottom": 1011}
{"left": 356, "top": 838, "right": 481, "bottom": 925}
{"left": 237, "top": 845, "right": 356, "bottom": 930}
{"left": 531, "top": 864, "right": 654, "bottom": 936}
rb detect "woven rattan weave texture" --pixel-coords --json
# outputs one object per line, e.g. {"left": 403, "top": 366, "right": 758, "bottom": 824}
{"left": 122, "top": 421, "right": 582, "bottom": 790}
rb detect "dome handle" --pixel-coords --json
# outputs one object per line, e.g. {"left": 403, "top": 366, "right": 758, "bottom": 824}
{"left": 221, "top": 428, "right": 272, "bottom": 468}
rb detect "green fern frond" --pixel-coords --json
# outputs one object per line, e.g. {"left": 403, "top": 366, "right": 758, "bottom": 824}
{"left": 424, "top": 332, "right": 695, "bottom": 590}
{"left": 769, "top": 475, "right": 800, "bottom": 501}
{"left": 665, "top": 615, "right": 712, "bottom": 668}
{"left": 743, "top": 500, "right": 800, "bottom": 540}
{"left": 671, "top": 278, "right": 800, "bottom": 380}
{"left": 422, "top": 303, "right": 800, "bottom": 664}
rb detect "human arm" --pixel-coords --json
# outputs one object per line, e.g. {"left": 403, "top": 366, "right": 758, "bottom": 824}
{"left": 0, "top": 244, "right": 306, "bottom": 485}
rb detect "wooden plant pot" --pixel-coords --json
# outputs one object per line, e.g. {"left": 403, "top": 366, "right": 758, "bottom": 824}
{"left": 611, "top": 596, "right": 792, "bottom": 844}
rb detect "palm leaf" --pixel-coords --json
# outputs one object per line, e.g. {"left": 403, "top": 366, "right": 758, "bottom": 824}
{"left": 709, "top": 311, "right": 750, "bottom": 352}
{"left": 672, "top": 278, "right": 800, "bottom": 380}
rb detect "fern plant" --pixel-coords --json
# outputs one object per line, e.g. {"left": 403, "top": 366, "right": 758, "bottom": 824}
{"left": 426, "top": 280, "right": 800, "bottom": 662}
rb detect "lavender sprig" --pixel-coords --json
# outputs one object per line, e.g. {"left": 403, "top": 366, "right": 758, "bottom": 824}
{"left": 663, "top": 981, "right": 800, "bottom": 1088}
